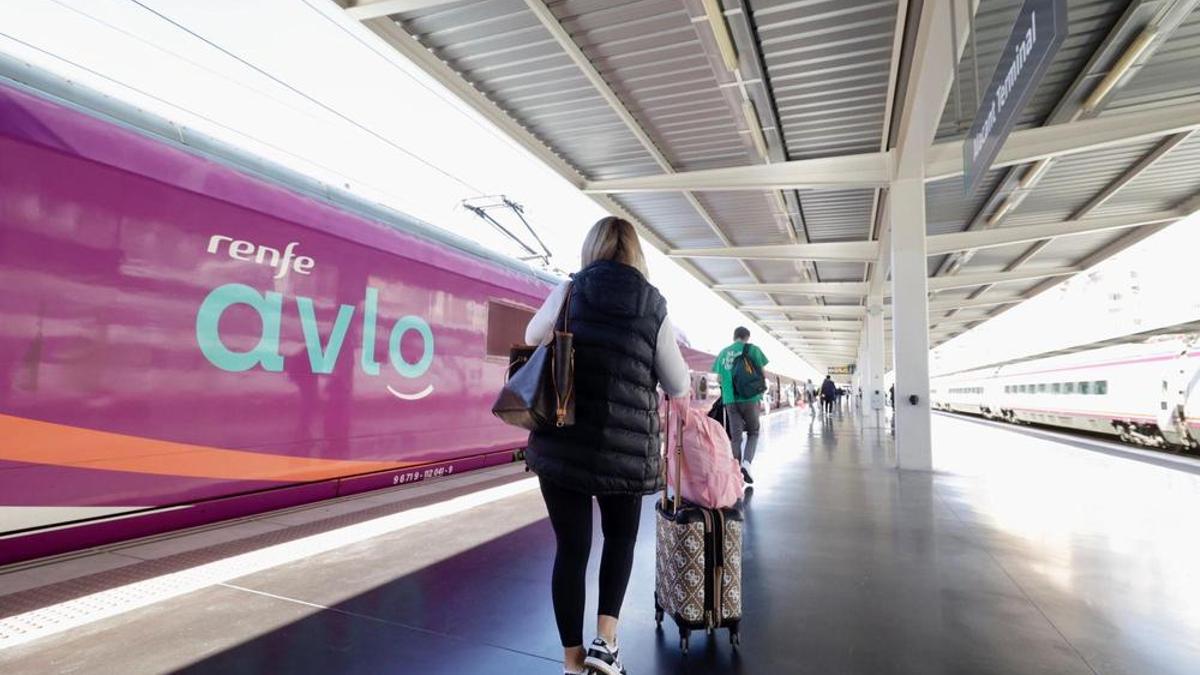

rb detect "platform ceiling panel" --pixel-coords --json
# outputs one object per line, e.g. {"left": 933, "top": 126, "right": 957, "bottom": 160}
{"left": 689, "top": 257, "right": 756, "bottom": 285}
{"left": 751, "top": 0, "right": 896, "bottom": 159}
{"left": 770, "top": 293, "right": 826, "bottom": 306}
{"left": 1001, "top": 140, "right": 1161, "bottom": 227}
{"left": 1090, "top": 131, "right": 1200, "bottom": 216}
{"left": 1026, "top": 228, "right": 1130, "bottom": 267}
{"left": 950, "top": 241, "right": 1033, "bottom": 272}
{"left": 612, "top": 192, "right": 723, "bottom": 248}
{"left": 725, "top": 290, "right": 776, "bottom": 306}
{"left": 692, "top": 191, "right": 793, "bottom": 246}
{"left": 924, "top": 168, "right": 1007, "bottom": 236}
{"left": 746, "top": 259, "right": 804, "bottom": 284}
{"left": 1106, "top": 8, "right": 1200, "bottom": 114}
{"left": 549, "top": 0, "right": 754, "bottom": 172}
{"left": 799, "top": 189, "right": 874, "bottom": 242}
{"left": 814, "top": 261, "right": 868, "bottom": 282}
{"left": 394, "top": 0, "right": 663, "bottom": 182}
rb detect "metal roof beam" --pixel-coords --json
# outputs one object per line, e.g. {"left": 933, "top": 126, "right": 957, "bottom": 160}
{"left": 669, "top": 210, "right": 1173, "bottom": 262}
{"left": 580, "top": 103, "right": 1200, "bottom": 193}
{"left": 742, "top": 305, "right": 866, "bottom": 318}
{"left": 788, "top": 348, "right": 858, "bottom": 356}
{"left": 925, "top": 267, "right": 1080, "bottom": 292}
{"left": 790, "top": 337, "right": 858, "bottom": 343}
{"left": 667, "top": 240, "right": 879, "bottom": 262}
{"left": 713, "top": 281, "right": 869, "bottom": 296}
{"left": 925, "top": 103, "right": 1200, "bottom": 181}
{"left": 922, "top": 297, "right": 1024, "bottom": 313}
{"left": 924, "top": 210, "right": 1181, "bottom": 256}
{"left": 722, "top": 268, "right": 1078, "bottom": 296}
{"left": 582, "top": 152, "right": 891, "bottom": 193}
{"left": 767, "top": 325, "right": 864, "bottom": 333}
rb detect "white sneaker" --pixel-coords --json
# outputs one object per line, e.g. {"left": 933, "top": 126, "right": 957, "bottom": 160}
{"left": 583, "top": 636, "right": 626, "bottom": 675}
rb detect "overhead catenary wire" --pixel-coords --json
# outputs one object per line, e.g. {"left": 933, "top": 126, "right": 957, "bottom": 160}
{"left": 124, "top": 0, "right": 486, "bottom": 198}
{"left": 297, "top": 0, "right": 563, "bottom": 186}
{"left": 0, "top": 28, "right": 393, "bottom": 203}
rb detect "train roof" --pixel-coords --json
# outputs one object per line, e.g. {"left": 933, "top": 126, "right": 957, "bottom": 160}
{"left": 934, "top": 320, "right": 1200, "bottom": 380}
{"left": 0, "top": 55, "right": 562, "bottom": 291}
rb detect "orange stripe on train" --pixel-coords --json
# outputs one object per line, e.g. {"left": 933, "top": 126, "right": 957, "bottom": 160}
{"left": 0, "top": 414, "right": 411, "bottom": 481}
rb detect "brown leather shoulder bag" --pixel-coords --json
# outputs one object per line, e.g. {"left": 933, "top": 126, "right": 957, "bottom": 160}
{"left": 491, "top": 284, "right": 576, "bottom": 430}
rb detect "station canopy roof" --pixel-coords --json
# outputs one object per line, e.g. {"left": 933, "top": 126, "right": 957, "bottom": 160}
{"left": 337, "top": 0, "right": 1200, "bottom": 371}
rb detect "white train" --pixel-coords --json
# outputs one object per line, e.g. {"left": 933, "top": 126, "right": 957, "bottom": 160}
{"left": 930, "top": 336, "right": 1200, "bottom": 450}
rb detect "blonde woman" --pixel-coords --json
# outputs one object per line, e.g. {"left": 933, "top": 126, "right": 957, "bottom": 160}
{"left": 524, "top": 216, "right": 690, "bottom": 675}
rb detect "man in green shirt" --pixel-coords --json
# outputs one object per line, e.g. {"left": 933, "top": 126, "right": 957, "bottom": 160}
{"left": 712, "top": 326, "right": 769, "bottom": 484}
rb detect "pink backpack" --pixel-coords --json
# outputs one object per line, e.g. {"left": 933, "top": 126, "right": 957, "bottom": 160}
{"left": 663, "top": 398, "right": 745, "bottom": 510}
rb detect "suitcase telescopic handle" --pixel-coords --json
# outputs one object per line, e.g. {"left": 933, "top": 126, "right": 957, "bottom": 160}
{"left": 660, "top": 397, "right": 685, "bottom": 513}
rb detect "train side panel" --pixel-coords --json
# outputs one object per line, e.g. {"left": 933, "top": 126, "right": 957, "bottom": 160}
{"left": 934, "top": 340, "right": 1200, "bottom": 449}
{"left": 0, "top": 82, "right": 547, "bottom": 546}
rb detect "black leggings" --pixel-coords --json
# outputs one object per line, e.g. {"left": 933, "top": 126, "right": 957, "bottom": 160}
{"left": 539, "top": 477, "right": 643, "bottom": 648}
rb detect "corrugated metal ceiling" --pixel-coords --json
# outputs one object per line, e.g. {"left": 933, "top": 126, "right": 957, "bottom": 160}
{"left": 358, "top": 0, "right": 1200, "bottom": 365}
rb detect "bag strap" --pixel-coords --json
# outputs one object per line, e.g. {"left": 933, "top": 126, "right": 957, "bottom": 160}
{"left": 555, "top": 282, "right": 573, "bottom": 334}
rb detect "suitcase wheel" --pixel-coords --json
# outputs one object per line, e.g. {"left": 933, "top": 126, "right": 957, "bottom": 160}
{"left": 729, "top": 625, "right": 741, "bottom": 650}
{"left": 678, "top": 627, "right": 690, "bottom": 654}
{"left": 653, "top": 595, "right": 664, "bottom": 626}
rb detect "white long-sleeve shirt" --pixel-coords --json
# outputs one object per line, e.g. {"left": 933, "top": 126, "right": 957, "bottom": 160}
{"left": 524, "top": 280, "right": 691, "bottom": 398}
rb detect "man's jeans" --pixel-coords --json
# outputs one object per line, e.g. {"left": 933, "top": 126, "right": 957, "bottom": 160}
{"left": 728, "top": 401, "right": 761, "bottom": 465}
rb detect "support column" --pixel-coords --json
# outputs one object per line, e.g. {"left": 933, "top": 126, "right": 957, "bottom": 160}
{"left": 862, "top": 297, "right": 886, "bottom": 428}
{"left": 889, "top": 156, "right": 933, "bottom": 470}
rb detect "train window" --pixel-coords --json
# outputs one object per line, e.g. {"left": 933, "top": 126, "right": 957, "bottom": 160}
{"left": 1038, "top": 383, "right": 1047, "bottom": 393}
{"left": 1051, "top": 383, "right": 1062, "bottom": 394}
{"left": 1095, "top": 381, "right": 1108, "bottom": 395}
{"left": 1064, "top": 382, "right": 1075, "bottom": 394}
{"left": 486, "top": 301, "right": 536, "bottom": 359}
{"left": 1078, "top": 381, "right": 1091, "bottom": 395}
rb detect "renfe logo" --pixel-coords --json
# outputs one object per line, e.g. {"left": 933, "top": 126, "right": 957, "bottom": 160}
{"left": 194, "top": 236, "right": 435, "bottom": 401}
{"left": 207, "top": 234, "right": 315, "bottom": 279}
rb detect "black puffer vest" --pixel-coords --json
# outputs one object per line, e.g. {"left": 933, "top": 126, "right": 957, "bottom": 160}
{"left": 526, "top": 260, "right": 668, "bottom": 495}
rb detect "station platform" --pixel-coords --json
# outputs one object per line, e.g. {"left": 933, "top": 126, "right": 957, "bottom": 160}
{"left": 3, "top": 408, "right": 1200, "bottom": 674}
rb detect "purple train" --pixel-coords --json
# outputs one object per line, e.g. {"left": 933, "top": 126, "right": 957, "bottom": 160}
{"left": 0, "top": 67, "right": 803, "bottom": 566}
{"left": 0, "top": 69, "right": 573, "bottom": 565}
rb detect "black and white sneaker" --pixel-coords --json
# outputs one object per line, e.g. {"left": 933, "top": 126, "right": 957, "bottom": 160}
{"left": 583, "top": 636, "right": 626, "bottom": 675}
{"left": 741, "top": 465, "right": 754, "bottom": 484}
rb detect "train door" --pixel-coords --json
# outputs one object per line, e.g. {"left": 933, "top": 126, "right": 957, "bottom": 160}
{"left": 1157, "top": 350, "right": 1192, "bottom": 447}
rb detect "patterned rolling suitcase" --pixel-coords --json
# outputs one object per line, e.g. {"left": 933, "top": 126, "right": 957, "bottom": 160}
{"left": 654, "top": 400, "right": 744, "bottom": 653}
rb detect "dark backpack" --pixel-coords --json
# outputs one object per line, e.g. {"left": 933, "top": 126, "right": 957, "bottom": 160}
{"left": 731, "top": 344, "right": 767, "bottom": 400}
{"left": 707, "top": 397, "right": 733, "bottom": 440}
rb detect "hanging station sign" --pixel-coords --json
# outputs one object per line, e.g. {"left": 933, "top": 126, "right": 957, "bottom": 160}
{"left": 828, "top": 364, "right": 856, "bottom": 376}
{"left": 962, "top": 0, "right": 1067, "bottom": 193}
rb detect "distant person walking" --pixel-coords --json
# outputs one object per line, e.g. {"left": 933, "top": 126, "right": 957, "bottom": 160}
{"left": 712, "top": 326, "right": 769, "bottom": 485}
{"left": 524, "top": 217, "right": 690, "bottom": 675}
{"left": 804, "top": 379, "right": 816, "bottom": 416}
{"left": 820, "top": 376, "right": 838, "bottom": 415}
